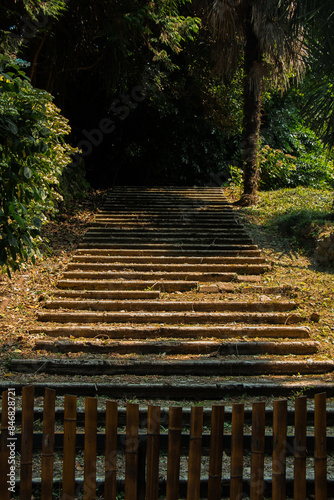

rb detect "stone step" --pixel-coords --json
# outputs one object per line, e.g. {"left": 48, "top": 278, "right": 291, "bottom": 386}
{"left": 102, "top": 199, "right": 231, "bottom": 204}
{"left": 101, "top": 206, "right": 233, "bottom": 211}
{"left": 105, "top": 197, "right": 227, "bottom": 200}
{"left": 103, "top": 199, "right": 229, "bottom": 204}
{"left": 108, "top": 185, "right": 223, "bottom": 189}
{"left": 105, "top": 195, "right": 227, "bottom": 200}
{"left": 103, "top": 192, "right": 227, "bottom": 196}
{"left": 99, "top": 209, "right": 236, "bottom": 216}
{"left": 9, "top": 358, "right": 334, "bottom": 376}
{"left": 96, "top": 208, "right": 235, "bottom": 213}
{"left": 85, "top": 228, "right": 247, "bottom": 235}
{"left": 42, "top": 299, "right": 297, "bottom": 312}
{"left": 78, "top": 242, "right": 257, "bottom": 250}
{"left": 65, "top": 262, "right": 269, "bottom": 274}
{"left": 56, "top": 280, "right": 198, "bottom": 291}
{"left": 2, "top": 379, "right": 332, "bottom": 399}
{"left": 91, "top": 221, "right": 239, "bottom": 227}
{"left": 30, "top": 325, "right": 310, "bottom": 339}
{"left": 93, "top": 216, "right": 238, "bottom": 222}
{"left": 104, "top": 192, "right": 226, "bottom": 195}
{"left": 60, "top": 270, "right": 257, "bottom": 281}
{"left": 51, "top": 290, "right": 161, "bottom": 300}
{"left": 34, "top": 339, "right": 319, "bottom": 355}
{"left": 76, "top": 248, "right": 261, "bottom": 256}
{"left": 103, "top": 196, "right": 230, "bottom": 200}
{"left": 37, "top": 310, "right": 303, "bottom": 324}
{"left": 198, "top": 283, "right": 294, "bottom": 294}
{"left": 106, "top": 193, "right": 228, "bottom": 197}
{"left": 72, "top": 255, "right": 266, "bottom": 264}
{"left": 81, "top": 237, "right": 254, "bottom": 245}
{"left": 106, "top": 195, "right": 227, "bottom": 199}
{"left": 103, "top": 191, "right": 225, "bottom": 194}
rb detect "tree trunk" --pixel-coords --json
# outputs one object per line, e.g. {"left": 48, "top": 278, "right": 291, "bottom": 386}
{"left": 237, "top": 17, "right": 263, "bottom": 206}
{"left": 29, "top": 33, "right": 47, "bottom": 84}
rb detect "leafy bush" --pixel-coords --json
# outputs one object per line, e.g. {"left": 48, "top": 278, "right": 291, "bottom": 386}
{"left": 0, "top": 56, "right": 78, "bottom": 273}
{"left": 258, "top": 89, "right": 334, "bottom": 190}
{"left": 258, "top": 144, "right": 334, "bottom": 190}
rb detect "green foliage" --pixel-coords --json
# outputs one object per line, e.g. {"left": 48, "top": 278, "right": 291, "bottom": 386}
{"left": 19, "top": 0, "right": 67, "bottom": 19}
{"left": 257, "top": 89, "right": 334, "bottom": 190}
{"left": 271, "top": 209, "right": 332, "bottom": 247}
{"left": 0, "top": 0, "right": 67, "bottom": 55}
{"left": 297, "top": 0, "right": 334, "bottom": 148}
{"left": 59, "top": 159, "right": 90, "bottom": 204}
{"left": 302, "top": 72, "right": 334, "bottom": 150}
{"left": 258, "top": 144, "right": 334, "bottom": 190}
{"left": 148, "top": 1, "right": 200, "bottom": 72}
{"left": 0, "top": 56, "right": 78, "bottom": 274}
{"left": 228, "top": 165, "right": 243, "bottom": 187}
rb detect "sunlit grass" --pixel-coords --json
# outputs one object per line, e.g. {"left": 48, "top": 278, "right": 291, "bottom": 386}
{"left": 244, "top": 187, "right": 333, "bottom": 223}
{"left": 235, "top": 188, "right": 334, "bottom": 249}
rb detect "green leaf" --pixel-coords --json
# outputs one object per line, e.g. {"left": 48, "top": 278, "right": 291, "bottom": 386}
{"left": 31, "top": 217, "right": 43, "bottom": 229}
{"left": 40, "top": 127, "right": 51, "bottom": 138}
{"left": 3, "top": 119, "right": 19, "bottom": 135}
{"left": 12, "top": 213, "right": 26, "bottom": 229}
{"left": 8, "top": 203, "right": 16, "bottom": 214}
{"left": 7, "top": 232, "right": 17, "bottom": 247}
{"left": 22, "top": 234, "right": 33, "bottom": 247}
{"left": 0, "top": 72, "right": 13, "bottom": 81}
{"left": 23, "top": 166, "right": 33, "bottom": 179}
{"left": 38, "top": 141, "right": 48, "bottom": 153}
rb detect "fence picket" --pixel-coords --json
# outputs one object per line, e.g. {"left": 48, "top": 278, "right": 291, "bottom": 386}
{"left": 105, "top": 400, "right": 118, "bottom": 500}
{"left": 272, "top": 399, "right": 287, "bottom": 500}
{"left": 0, "top": 387, "right": 329, "bottom": 498}
{"left": 294, "top": 396, "right": 307, "bottom": 500}
{"left": 20, "top": 385, "right": 34, "bottom": 500}
{"left": 62, "top": 394, "right": 77, "bottom": 500}
{"left": 315, "top": 392, "right": 327, "bottom": 500}
{"left": 146, "top": 405, "right": 161, "bottom": 500}
{"left": 166, "top": 406, "right": 183, "bottom": 500}
{"left": 125, "top": 403, "right": 139, "bottom": 500}
{"left": 187, "top": 406, "right": 203, "bottom": 500}
{"left": 84, "top": 397, "right": 97, "bottom": 500}
{"left": 250, "top": 401, "right": 265, "bottom": 499}
{"left": 208, "top": 405, "right": 224, "bottom": 500}
{"left": 230, "top": 403, "right": 244, "bottom": 500}
{"left": 41, "top": 388, "right": 56, "bottom": 500}
{"left": 0, "top": 391, "right": 10, "bottom": 500}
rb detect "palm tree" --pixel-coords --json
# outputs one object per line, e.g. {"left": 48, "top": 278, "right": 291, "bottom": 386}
{"left": 296, "top": 0, "right": 334, "bottom": 149}
{"left": 202, "top": 0, "right": 306, "bottom": 205}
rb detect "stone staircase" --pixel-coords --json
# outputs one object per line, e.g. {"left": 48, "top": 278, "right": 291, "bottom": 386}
{"left": 9, "top": 186, "right": 334, "bottom": 386}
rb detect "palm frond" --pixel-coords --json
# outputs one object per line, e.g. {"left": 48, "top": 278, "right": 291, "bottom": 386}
{"left": 209, "top": 0, "right": 246, "bottom": 76}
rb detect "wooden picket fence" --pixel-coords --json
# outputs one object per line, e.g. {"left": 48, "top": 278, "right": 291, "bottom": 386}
{"left": 0, "top": 386, "right": 329, "bottom": 499}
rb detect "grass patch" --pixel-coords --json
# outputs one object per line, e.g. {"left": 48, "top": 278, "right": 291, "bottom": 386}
{"left": 238, "top": 187, "right": 334, "bottom": 251}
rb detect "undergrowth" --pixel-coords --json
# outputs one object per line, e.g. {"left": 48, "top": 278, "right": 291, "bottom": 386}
{"left": 236, "top": 187, "right": 334, "bottom": 252}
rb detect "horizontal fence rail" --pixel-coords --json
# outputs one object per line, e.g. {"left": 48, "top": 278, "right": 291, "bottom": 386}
{"left": 0, "top": 386, "right": 331, "bottom": 499}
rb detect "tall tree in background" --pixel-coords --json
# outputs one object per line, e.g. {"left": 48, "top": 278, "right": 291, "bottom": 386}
{"left": 204, "top": 0, "right": 305, "bottom": 205}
